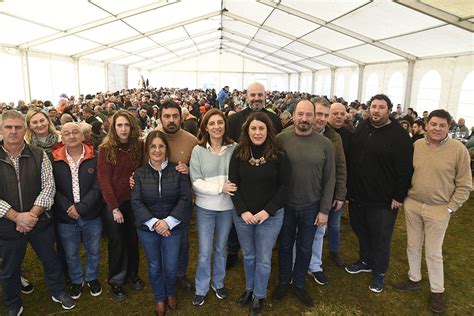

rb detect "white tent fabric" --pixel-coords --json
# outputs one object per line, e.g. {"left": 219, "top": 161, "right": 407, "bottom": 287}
{"left": 0, "top": 0, "right": 473, "bottom": 124}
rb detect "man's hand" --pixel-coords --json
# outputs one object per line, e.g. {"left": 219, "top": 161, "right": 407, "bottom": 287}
{"left": 176, "top": 162, "right": 189, "bottom": 175}
{"left": 332, "top": 200, "right": 344, "bottom": 211}
{"left": 15, "top": 212, "right": 38, "bottom": 233}
{"left": 314, "top": 212, "right": 328, "bottom": 226}
{"left": 391, "top": 199, "right": 402, "bottom": 210}
{"left": 67, "top": 205, "right": 80, "bottom": 220}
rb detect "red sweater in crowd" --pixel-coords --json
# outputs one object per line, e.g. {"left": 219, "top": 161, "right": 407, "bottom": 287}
{"left": 97, "top": 144, "right": 140, "bottom": 211}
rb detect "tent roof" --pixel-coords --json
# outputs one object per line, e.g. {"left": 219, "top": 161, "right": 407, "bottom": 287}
{"left": 0, "top": 0, "right": 472, "bottom": 73}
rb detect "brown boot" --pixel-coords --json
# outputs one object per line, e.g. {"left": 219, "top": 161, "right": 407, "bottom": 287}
{"left": 167, "top": 296, "right": 178, "bottom": 310}
{"left": 430, "top": 293, "right": 444, "bottom": 314}
{"left": 155, "top": 301, "right": 166, "bottom": 316}
{"left": 393, "top": 279, "right": 422, "bottom": 292}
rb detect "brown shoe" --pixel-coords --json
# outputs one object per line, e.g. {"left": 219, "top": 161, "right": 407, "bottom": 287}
{"left": 155, "top": 301, "right": 166, "bottom": 316}
{"left": 393, "top": 279, "right": 422, "bottom": 292}
{"left": 167, "top": 296, "right": 178, "bottom": 310}
{"left": 430, "top": 293, "right": 444, "bottom": 314}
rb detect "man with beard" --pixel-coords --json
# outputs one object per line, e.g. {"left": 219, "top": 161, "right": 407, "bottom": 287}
{"left": 272, "top": 100, "right": 335, "bottom": 307}
{"left": 411, "top": 120, "right": 426, "bottom": 143}
{"left": 157, "top": 100, "right": 198, "bottom": 291}
{"left": 226, "top": 82, "right": 283, "bottom": 269}
{"left": 345, "top": 94, "right": 413, "bottom": 293}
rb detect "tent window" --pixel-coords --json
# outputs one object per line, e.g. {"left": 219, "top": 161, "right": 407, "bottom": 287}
{"left": 364, "top": 73, "right": 379, "bottom": 102}
{"left": 458, "top": 71, "right": 474, "bottom": 128}
{"left": 416, "top": 70, "right": 441, "bottom": 114}
{"left": 387, "top": 72, "right": 404, "bottom": 108}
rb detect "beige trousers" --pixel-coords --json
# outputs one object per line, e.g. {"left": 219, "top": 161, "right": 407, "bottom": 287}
{"left": 404, "top": 197, "right": 451, "bottom": 293}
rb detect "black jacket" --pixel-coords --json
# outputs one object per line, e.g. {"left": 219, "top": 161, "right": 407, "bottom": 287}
{"left": 228, "top": 108, "right": 282, "bottom": 142}
{"left": 131, "top": 162, "right": 192, "bottom": 229}
{"left": 51, "top": 142, "right": 102, "bottom": 224}
{"left": 347, "top": 119, "right": 413, "bottom": 206}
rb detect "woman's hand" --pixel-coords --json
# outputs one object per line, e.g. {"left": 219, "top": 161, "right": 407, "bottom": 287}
{"left": 241, "top": 211, "right": 258, "bottom": 225}
{"left": 154, "top": 220, "right": 171, "bottom": 237}
{"left": 254, "top": 210, "right": 270, "bottom": 224}
{"left": 113, "top": 209, "right": 124, "bottom": 223}
{"left": 222, "top": 181, "right": 237, "bottom": 196}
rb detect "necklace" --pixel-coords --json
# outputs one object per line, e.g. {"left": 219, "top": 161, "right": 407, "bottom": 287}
{"left": 248, "top": 152, "right": 266, "bottom": 166}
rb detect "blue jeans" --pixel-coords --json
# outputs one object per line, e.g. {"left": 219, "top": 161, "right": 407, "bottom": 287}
{"left": 328, "top": 204, "right": 344, "bottom": 253}
{"left": 58, "top": 217, "right": 102, "bottom": 284}
{"left": 194, "top": 206, "right": 233, "bottom": 296}
{"left": 177, "top": 221, "right": 189, "bottom": 278}
{"left": 137, "top": 227, "right": 182, "bottom": 302}
{"left": 278, "top": 203, "right": 319, "bottom": 289}
{"left": 233, "top": 209, "right": 283, "bottom": 299}
{"left": 308, "top": 225, "right": 325, "bottom": 272}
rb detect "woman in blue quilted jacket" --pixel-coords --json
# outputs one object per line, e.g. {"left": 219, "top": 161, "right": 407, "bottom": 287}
{"left": 131, "top": 130, "right": 192, "bottom": 316}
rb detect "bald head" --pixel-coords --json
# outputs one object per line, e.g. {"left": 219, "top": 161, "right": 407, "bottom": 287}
{"left": 246, "top": 82, "right": 265, "bottom": 111}
{"left": 61, "top": 122, "right": 84, "bottom": 149}
{"left": 329, "top": 102, "right": 346, "bottom": 129}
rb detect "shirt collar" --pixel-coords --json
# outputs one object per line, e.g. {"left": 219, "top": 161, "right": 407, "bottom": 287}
{"left": 206, "top": 142, "right": 228, "bottom": 155}
{"left": 148, "top": 159, "right": 168, "bottom": 172}
{"left": 424, "top": 134, "right": 449, "bottom": 146}
{"left": 2, "top": 143, "right": 26, "bottom": 159}
{"left": 66, "top": 145, "right": 85, "bottom": 162}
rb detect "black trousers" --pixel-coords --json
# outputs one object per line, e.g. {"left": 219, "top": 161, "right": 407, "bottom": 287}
{"left": 0, "top": 225, "right": 65, "bottom": 310}
{"left": 103, "top": 201, "right": 139, "bottom": 286}
{"left": 348, "top": 201, "right": 398, "bottom": 274}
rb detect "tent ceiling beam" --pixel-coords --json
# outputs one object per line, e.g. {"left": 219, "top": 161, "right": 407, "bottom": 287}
{"left": 222, "top": 47, "right": 294, "bottom": 73}
{"left": 72, "top": 11, "right": 221, "bottom": 58}
{"left": 394, "top": 0, "right": 474, "bottom": 32}
{"left": 257, "top": 0, "right": 416, "bottom": 60}
{"left": 147, "top": 47, "right": 216, "bottom": 71}
{"left": 223, "top": 28, "right": 334, "bottom": 68}
{"left": 223, "top": 11, "right": 364, "bottom": 65}
{"left": 17, "top": 0, "right": 180, "bottom": 49}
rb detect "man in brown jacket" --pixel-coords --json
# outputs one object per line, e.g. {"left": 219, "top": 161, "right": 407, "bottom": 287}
{"left": 394, "top": 110, "right": 472, "bottom": 313}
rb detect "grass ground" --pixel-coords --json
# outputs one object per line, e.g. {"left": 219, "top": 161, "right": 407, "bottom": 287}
{"left": 1, "top": 193, "right": 473, "bottom": 315}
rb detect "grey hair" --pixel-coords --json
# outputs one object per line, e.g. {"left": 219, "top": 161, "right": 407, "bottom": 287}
{"left": 1, "top": 110, "right": 26, "bottom": 127}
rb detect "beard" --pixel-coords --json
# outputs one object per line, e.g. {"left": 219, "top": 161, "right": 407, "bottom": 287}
{"left": 248, "top": 101, "right": 264, "bottom": 111}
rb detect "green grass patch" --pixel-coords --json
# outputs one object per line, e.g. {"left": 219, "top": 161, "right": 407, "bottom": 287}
{"left": 2, "top": 193, "right": 473, "bottom": 315}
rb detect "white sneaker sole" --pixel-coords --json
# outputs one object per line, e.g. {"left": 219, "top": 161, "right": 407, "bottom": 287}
{"left": 89, "top": 288, "right": 102, "bottom": 297}
{"left": 369, "top": 286, "right": 383, "bottom": 293}
{"left": 211, "top": 285, "right": 226, "bottom": 299}
{"left": 51, "top": 296, "right": 76, "bottom": 310}
{"left": 345, "top": 267, "right": 372, "bottom": 274}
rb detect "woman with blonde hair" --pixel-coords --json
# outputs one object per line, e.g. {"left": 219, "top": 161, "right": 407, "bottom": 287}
{"left": 25, "top": 108, "right": 60, "bottom": 154}
{"left": 97, "top": 110, "right": 144, "bottom": 301}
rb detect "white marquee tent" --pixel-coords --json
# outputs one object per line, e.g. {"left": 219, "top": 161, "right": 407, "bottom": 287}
{"left": 0, "top": 0, "right": 473, "bottom": 125}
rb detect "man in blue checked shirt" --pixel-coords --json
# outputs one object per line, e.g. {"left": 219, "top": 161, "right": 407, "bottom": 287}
{"left": 0, "top": 110, "right": 75, "bottom": 315}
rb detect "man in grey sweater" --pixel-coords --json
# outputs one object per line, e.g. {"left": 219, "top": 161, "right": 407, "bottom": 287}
{"left": 272, "top": 100, "right": 336, "bottom": 308}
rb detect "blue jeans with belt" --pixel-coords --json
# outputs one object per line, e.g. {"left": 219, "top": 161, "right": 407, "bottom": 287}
{"left": 137, "top": 226, "right": 182, "bottom": 302}
{"left": 233, "top": 209, "right": 283, "bottom": 299}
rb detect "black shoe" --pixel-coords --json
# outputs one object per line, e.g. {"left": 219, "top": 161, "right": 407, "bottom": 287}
{"left": 237, "top": 290, "right": 253, "bottom": 307}
{"left": 70, "top": 282, "right": 84, "bottom": 299}
{"left": 51, "top": 293, "right": 76, "bottom": 310}
{"left": 249, "top": 296, "right": 264, "bottom": 315}
{"left": 292, "top": 287, "right": 314, "bottom": 308}
{"left": 329, "top": 252, "right": 345, "bottom": 267}
{"left": 309, "top": 271, "right": 328, "bottom": 286}
{"left": 7, "top": 305, "right": 23, "bottom": 316}
{"left": 87, "top": 279, "right": 102, "bottom": 296}
{"left": 271, "top": 283, "right": 290, "bottom": 302}
{"left": 111, "top": 285, "right": 127, "bottom": 301}
{"left": 177, "top": 276, "right": 193, "bottom": 291}
{"left": 211, "top": 285, "right": 228, "bottom": 299}
{"left": 192, "top": 294, "right": 205, "bottom": 306}
{"left": 129, "top": 275, "right": 144, "bottom": 290}
{"left": 20, "top": 277, "right": 34, "bottom": 294}
{"left": 226, "top": 253, "right": 238, "bottom": 270}
{"left": 345, "top": 259, "right": 372, "bottom": 274}
{"left": 369, "top": 273, "right": 384, "bottom": 293}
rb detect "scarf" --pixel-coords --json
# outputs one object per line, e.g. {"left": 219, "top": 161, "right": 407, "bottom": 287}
{"left": 31, "top": 132, "right": 59, "bottom": 154}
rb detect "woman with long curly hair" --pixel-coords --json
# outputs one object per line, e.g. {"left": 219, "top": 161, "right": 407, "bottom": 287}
{"left": 25, "top": 108, "right": 60, "bottom": 154}
{"left": 97, "top": 110, "right": 144, "bottom": 301}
